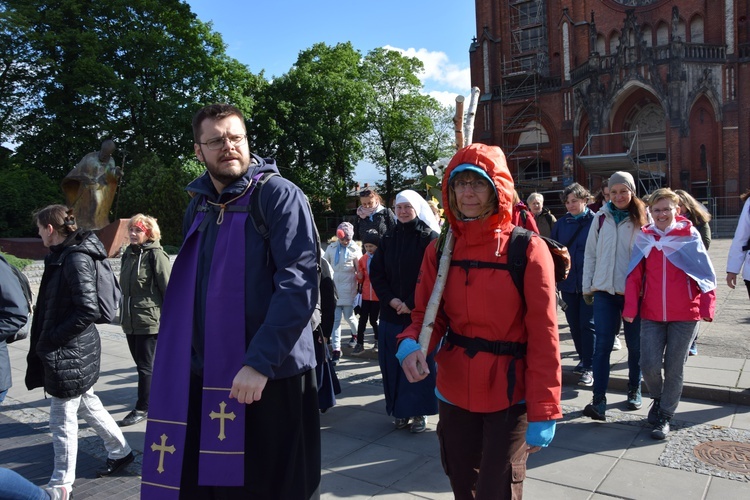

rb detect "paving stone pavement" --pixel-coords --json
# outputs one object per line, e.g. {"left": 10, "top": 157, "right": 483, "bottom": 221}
{"left": 1, "top": 238, "right": 748, "bottom": 498}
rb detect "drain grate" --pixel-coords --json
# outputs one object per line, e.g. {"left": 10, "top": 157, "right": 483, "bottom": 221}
{"left": 694, "top": 441, "right": 750, "bottom": 474}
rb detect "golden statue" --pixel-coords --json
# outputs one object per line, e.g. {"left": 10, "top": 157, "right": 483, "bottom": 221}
{"left": 61, "top": 140, "right": 122, "bottom": 230}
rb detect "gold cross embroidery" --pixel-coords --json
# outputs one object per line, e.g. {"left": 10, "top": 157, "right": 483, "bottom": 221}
{"left": 209, "top": 401, "right": 236, "bottom": 441}
{"left": 150, "top": 434, "right": 176, "bottom": 474}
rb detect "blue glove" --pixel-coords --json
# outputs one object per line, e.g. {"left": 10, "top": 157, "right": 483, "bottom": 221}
{"left": 395, "top": 338, "right": 421, "bottom": 365}
{"left": 526, "top": 420, "right": 556, "bottom": 448}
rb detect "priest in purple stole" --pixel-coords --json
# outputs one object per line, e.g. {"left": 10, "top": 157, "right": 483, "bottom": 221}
{"left": 141, "top": 104, "right": 321, "bottom": 499}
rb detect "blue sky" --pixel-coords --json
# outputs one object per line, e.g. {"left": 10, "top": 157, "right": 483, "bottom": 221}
{"left": 184, "top": 0, "right": 477, "bottom": 183}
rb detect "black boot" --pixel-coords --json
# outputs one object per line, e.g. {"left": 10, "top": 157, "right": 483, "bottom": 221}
{"left": 651, "top": 410, "right": 671, "bottom": 440}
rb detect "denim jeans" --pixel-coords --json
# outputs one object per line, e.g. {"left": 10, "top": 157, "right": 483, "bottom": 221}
{"left": 640, "top": 319, "right": 697, "bottom": 416}
{"left": 592, "top": 292, "right": 641, "bottom": 397}
{"left": 561, "top": 291, "right": 595, "bottom": 369}
{"left": 331, "top": 305, "right": 358, "bottom": 351}
{"left": 0, "top": 467, "right": 48, "bottom": 500}
{"left": 48, "top": 387, "right": 131, "bottom": 491}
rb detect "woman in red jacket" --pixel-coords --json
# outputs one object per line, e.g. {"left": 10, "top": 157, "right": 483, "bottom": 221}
{"left": 399, "top": 143, "right": 561, "bottom": 499}
{"left": 624, "top": 188, "right": 716, "bottom": 440}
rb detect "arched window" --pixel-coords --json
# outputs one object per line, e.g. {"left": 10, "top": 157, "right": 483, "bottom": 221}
{"left": 642, "top": 25, "right": 653, "bottom": 47}
{"left": 609, "top": 31, "right": 620, "bottom": 54}
{"left": 656, "top": 22, "right": 669, "bottom": 45}
{"left": 596, "top": 34, "right": 606, "bottom": 55}
{"left": 690, "top": 16, "right": 704, "bottom": 43}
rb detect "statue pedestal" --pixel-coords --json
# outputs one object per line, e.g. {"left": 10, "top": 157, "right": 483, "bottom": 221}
{"left": 0, "top": 238, "right": 48, "bottom": 259}
{"left": 0, "top": 219, "right": 129, "bottom": 259}
{"left": 96, "top": 219, "right": 130, "bottom": 257}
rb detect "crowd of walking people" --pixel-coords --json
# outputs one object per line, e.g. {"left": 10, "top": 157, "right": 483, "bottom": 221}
{"left": 2, "top": 103, "right": 749, "bottom": 499}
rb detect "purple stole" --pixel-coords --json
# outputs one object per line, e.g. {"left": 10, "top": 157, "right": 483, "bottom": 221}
{"left": 141, "top": 182, "right": 256, "bottom": 498}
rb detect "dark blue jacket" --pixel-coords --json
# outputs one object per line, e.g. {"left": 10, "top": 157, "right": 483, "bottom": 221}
{"left": 183, "top": 155, "right": 317, "bottom": 380}
{"left": 0, "top": 255, "right": 29, "bottom": 392}
{"left": 551, "top": 211, "right": 595, "bottom": 294}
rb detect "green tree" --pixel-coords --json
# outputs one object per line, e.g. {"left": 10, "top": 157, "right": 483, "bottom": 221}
{"left": 252, "top": 42, "right": 368, "bottom": 214}
{"left": 116, "top": 153, "right": 204, "bottom": 246}
{"left": 361, "top": 48, "right": 454, "bottom": 205}
{"left": 3, "top": 0, "right": 263, "bottom": 181}
{"left": 0, "top": 162, "right": 62, "bottom": 237}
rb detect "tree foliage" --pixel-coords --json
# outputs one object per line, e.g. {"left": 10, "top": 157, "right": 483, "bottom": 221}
{"left": 251, "top": 42, "right": 368, "bottom": 214}
{"left": 361, "top": 48, "right": 454, "bottom": 205}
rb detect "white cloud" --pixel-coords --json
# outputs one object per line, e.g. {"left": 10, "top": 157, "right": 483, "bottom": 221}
{"left": 428, "top": 90, "right": 464, "bottom": 109}
{"left": 383, "top": 45, "right": 470, "bottom": 92}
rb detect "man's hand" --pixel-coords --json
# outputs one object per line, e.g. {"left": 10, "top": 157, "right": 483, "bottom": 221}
{"left": 229, "top": 365, "right": 268, "bottom": 404}
{"left": 401, "top": 350, "right": 429, "bottom": 383}
{"left": 396, "top": 302, "right": 411, "bottom": 315}
{"left": 727, "top": 272, "right": 738, "bottom": 289}
{"left": 623, "top": 316, "right": 634, "bottom": 323}
{"left": 389, "top": 298, "right": 403, "bottom": 311}
{"left": 583, "top": 294, "right": 594, "bottom": 306}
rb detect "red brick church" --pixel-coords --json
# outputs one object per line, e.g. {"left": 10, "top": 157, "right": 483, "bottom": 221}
{"left": 469, "top": 0, "right": 749, "bottom": 216}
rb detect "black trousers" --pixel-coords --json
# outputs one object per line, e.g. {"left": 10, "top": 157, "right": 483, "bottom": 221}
{"left": 356, "top": 299, "right": 380, "bottom": 344}
{"left": 179, "top": 369, "right": 321, "bottom": 499}
{"left": 125, "top": 334, "right": 157, "bottom": 411}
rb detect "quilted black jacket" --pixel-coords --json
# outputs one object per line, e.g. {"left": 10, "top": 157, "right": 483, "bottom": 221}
{"left": 25, "top": 230, "right": 104, "bottom": 398}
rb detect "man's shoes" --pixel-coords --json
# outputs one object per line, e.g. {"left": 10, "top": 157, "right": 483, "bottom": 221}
{"left": 626, "top": 384, "right": 642, "bottom": 410}
{"left": 42, "top": 486, "right": 69, "bottom": 500}
{"left": 689, "top": 341, "right": 698, "bottom": 356}
{"left": 651, "top": 410, "right": 671, "bottom": 440}
{"left": 352, "top": 343, "right": 364, "bottom": 355}
{"left": 578, "top": 370, "right": 593, "bottom": 387}
{"left": 647, "top": 398, "right": 661, "bottom": 425}
{"left": 410, "top": 416, "right": 427, "bottom": 433}
{"left": 119, "top": 409, "right": 147, "bottom": 427}
{"left": 331, "top": 350, "right": 341, "bottom": 366}
{"left": 96, "top": 451, "right": 134, "bottom": 477}
{"left": 572, "top": 361, "right": 585, "bottom": 374}
{"left": 394, "top": 417, "right": 410, "bottom": 430}
{"left": 612, "top": 335, "right": 622, "bottom": 351}
{"left": 348, "top": 336, "right": 357, "bottom": 348}
{"left": 583, "top": 395, "right": 607, "bottom": 421}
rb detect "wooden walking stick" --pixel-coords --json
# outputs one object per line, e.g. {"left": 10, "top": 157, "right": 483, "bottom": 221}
{"left": 416, "top": 91, "right": 480, "bottom": 362}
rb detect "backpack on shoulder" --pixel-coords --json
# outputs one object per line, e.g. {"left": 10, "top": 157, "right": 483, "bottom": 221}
{"left": 444, "top": 225, "right": 571, "bottom": 299}
{"left": 94, "top": 258, "right": 122, "bottom": 324}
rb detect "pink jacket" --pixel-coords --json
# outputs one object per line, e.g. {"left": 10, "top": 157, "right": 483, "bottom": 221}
{"left": 624, "top": 222, "right": 716, "bottom": 322}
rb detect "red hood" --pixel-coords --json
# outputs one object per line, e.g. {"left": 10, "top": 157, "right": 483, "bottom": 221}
{"left": 442, "top": 143, "right": 514, "bottom": 236}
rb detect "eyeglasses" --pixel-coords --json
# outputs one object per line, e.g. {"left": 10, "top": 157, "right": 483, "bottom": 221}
{"left": 198, "top": 134, "right": 247, "bottom": 150}
{"left": 452, "top": 179, "right": 490, "bottom": 193}
{"left": 651, "top": 207, "right": 675, "bottom": 215}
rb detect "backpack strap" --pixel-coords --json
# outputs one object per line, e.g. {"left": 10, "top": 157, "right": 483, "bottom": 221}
{"left": 507, "top": 226, "right": 532, "bottom": 298}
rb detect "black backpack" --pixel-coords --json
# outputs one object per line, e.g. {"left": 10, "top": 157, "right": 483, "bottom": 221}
{"left": 94, "top": 258, "right": 122, "bottom": 324}
{"left": 443, "top": 225, "right": 571, "bottom": 298}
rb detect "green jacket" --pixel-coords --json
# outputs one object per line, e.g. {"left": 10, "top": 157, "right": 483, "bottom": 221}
{"left": 120, "top": 241, "right": 171, "bottom": 335}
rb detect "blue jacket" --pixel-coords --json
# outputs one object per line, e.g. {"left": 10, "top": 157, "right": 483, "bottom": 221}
{"left": 552, "top": 211, "right": 594, "bottom": 294}
{"left": 183, "top": 155, "right": 317, "bottom": 380}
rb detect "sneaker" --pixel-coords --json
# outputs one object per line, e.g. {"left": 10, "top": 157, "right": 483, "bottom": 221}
{"left": 626, "top": 384, "right": 642, "bottom": 410}
{"left": 689, "top": 341, "right": 698, "bottom": 356}
{"left": 352, "top": 343, "right": 364, "bottom": 355}
{"left": 394, "top": 417, "right": 410, "bottom": 430}
{"left": 331, "top": 350, "right": 341, "bottom": 366}
{"left": 578, "top": 370, "right": 593, "bottom": 387}
{"left": 42, "top": 486, "right": 69, "bottom": 500}
{"left": 348, "top": 336, "right": 357, "bottom": 348}
{"left": 583, "top": 395, "right": 607, "bottom": 421}
{"left": 612, "top": 335, "right": 622, "bottom": 351}
{"left": 119, "top": 409, "right": 147, "bottom": 427}
{"left": 651, "top": 411, "right": 671, "bottom": 440}
{"left": 96, "top": 451, "right": 135, "bottom": 477}
{"left": 572, "top": 361, "right": 585, "bottom": 374}
{"left": 410, "top": 416, "right": 427, "bottom": 433}
{"left": 372, "top": 343, "right": 378, "bottom": 352}
{"left": 647, "top": 398, "right": 661, "bottom": 425}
